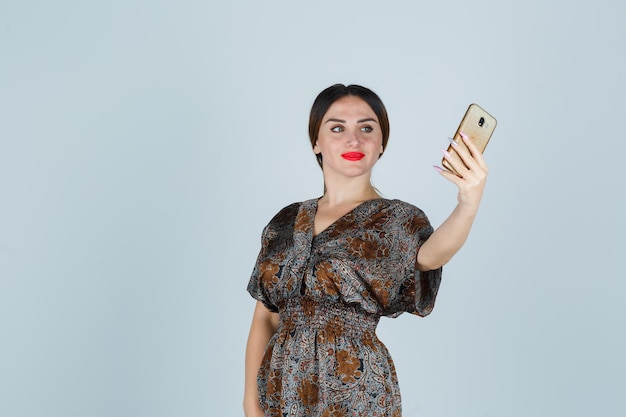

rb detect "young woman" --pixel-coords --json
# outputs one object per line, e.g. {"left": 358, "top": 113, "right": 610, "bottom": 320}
{"left": 244, "top": 84, "right": 488, "bottom": 417}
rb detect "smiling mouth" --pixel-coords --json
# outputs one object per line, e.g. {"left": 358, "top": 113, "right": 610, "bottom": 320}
{"left": 341, "top": 152, "right": 365, "bottom": 161}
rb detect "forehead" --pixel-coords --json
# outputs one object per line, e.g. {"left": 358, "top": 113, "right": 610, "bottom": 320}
{"left": 324, "top": 95, "right": 377, "bottom": 119}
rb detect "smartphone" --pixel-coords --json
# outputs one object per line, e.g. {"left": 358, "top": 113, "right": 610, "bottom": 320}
{"left": 442, "top": 103, "right": 497, "bottom": 176}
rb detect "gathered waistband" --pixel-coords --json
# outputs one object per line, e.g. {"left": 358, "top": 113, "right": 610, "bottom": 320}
{"left": 277, "top": 297, "right": 379, "bottom": 338}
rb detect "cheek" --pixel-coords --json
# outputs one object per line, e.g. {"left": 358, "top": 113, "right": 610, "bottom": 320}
{"left": 376, "top": 138, "right": 384, "bottom": 154}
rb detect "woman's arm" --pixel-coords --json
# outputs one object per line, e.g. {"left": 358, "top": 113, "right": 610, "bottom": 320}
{"left": 417, "top": 133, "right": 489, "bottom": 271}
{"left": 243, "top": 301, "right": 280, "bottom": 417}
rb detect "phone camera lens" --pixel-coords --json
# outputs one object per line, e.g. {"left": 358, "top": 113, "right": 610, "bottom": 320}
{"left": 478, "top": 117, "right": 485, "bottom": 127}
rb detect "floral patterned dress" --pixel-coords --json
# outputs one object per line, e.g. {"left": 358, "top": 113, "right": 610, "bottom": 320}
{"left": 247, "top": 198, "right": 442, "bottom": 417}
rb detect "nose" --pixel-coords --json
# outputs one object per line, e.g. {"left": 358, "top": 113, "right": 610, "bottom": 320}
{"left": 345, "top": 129, "right": 361, "bottom": 146}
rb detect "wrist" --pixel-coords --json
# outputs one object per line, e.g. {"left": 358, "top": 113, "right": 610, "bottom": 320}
{"left": 455, "top": 201, "right": 480, "bottom": 218}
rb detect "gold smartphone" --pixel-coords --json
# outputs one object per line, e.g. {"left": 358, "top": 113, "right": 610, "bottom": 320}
{"left": 442, "top": 103, "right": 497, "bottom": 176}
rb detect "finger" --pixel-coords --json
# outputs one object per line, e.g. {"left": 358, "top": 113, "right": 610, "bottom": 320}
{"left": 442, "top": 142, "right": 488, "bottom": 188}
{"left": 441, "top": 147, "right": 468, "bottom": 178}
{"left": 452, "top": 134, "right": 478, "bottom": 169}
{"left": 461, "top": 132, "right": 489, "bottom": 172}
{"left": 445, "top": 138, "right": 476, "bottom": 175}
{"left": 457, "top": 132, "right": 487, "bottom": 170}
{"left": 458, "top": 132, "right": 478, "bottom": 156}
{"left": 434, "top": 165, "right": 465, "bottom": 186}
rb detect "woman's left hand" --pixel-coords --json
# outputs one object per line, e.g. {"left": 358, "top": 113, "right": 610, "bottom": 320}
{"left": 436, "top": 132, "right": 489, "bottom": 213}
{"left": 418, "top": 132, "right": 489, "bottom": 270}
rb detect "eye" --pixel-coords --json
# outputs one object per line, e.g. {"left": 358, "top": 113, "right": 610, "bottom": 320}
{"left": 331, "top": 126, "right": 344, "bottom": 133}
{"left": 360, "top": 125, "right": 373, "bottom": 133}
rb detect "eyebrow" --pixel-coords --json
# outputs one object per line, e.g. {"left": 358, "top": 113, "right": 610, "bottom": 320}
{"left": 324, "top": 118, "right": 379, "bottom": 124}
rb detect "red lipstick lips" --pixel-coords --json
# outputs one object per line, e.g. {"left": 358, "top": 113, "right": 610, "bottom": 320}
{"left": 341, "top": 152, "right": 365, "bottom": 161}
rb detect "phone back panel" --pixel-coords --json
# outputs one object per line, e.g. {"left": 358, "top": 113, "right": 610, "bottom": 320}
{"left": 442, "top": 103, "right": 497, "bottom": 175}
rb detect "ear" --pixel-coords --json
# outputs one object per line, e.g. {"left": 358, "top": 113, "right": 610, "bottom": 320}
{"left": 313, "top": 142, "right": 320, "bottom": 154}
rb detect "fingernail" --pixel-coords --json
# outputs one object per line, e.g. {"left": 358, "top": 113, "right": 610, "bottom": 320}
{"left": 447, "top": 137, "right": 458, "bottom": 147}
{"left": 433, "top": 165, "right": 443, "bottom": 173}
{"left": 459, "top": 131, "right": 469, "bottom": 140}
{"left": 441, "top": 148, "right": 451, "bottom": 158}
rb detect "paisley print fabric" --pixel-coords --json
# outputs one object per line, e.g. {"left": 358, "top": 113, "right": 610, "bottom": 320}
{"left": 247, "top": 198, "right": 442, "bottom": 416}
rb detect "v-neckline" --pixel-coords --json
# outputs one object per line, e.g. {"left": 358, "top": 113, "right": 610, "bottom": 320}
{"left": 310, "top": 197, "right": 383, "bottom": 238}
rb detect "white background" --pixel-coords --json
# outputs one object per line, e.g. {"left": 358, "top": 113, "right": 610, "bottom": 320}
{"left": 1, "top": 0, "right": 624, "bottom": 416}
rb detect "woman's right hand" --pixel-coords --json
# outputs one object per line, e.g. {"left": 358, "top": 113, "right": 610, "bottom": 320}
{"left": 244, "top": 301, "right": 279, "bottom": 417}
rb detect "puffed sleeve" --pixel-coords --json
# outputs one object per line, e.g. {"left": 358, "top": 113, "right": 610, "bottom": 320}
{"left": 246, "top": 222, "right": 279, "bottom": 313}
{"left": 390, "top": 203, "right": 442, "bottom": 317}
{"left": 246, "top": 202, "right": 301, "bottom": 313}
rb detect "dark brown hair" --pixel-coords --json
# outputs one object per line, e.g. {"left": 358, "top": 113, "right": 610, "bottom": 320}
{"left": 308, "top": 84, "right": 390, "bottom": 169}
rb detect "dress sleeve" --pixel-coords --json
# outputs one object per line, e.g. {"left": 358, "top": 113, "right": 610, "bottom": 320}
{"left": 246, "top": 202, "right": 301, "bottom": 313}
{"left": 391, "top": 204, "right": 442, "bottom": 317}
{"left": 246, "top": 223, "right": 280, "bottom": 313}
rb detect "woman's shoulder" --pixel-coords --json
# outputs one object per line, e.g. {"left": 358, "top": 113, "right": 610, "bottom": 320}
{"left": 264, "top": 198, "right": 316, "bottom": 228}
{"left": 266, "top": 201, "right": 301, "bottom": 225}
{"left": 377, "top": 198, "right": 433, "bottom": 238}
{"left": 377, "top": 198, "right": 433, "bottom": 231}
{"left": 380, "top": 198, "right": 427, "bottom": 217}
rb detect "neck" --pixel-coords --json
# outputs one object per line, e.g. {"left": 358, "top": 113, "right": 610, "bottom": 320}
{"left": 320, "top": 176, "right": 381, "bottom": 206}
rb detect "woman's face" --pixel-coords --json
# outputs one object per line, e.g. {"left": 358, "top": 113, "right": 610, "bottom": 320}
{"left": 313, "top": 95, "right": 384, "bottom": 180}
